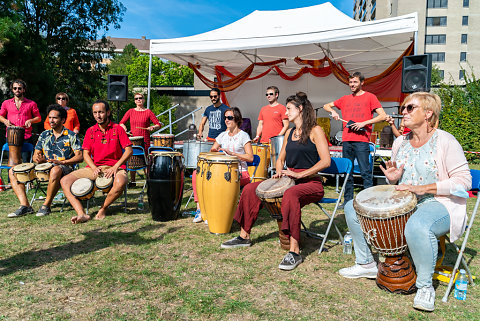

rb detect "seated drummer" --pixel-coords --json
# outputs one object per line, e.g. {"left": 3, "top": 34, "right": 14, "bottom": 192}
{"left": 221, "top": 92, "right": 331, "bottom": 271}
{"left": 339, "top": 92, "right": 471, "bottom": 312}
{"left": 61, "top": 100, "right": 133, "bottom": 223}
{"left": 7, "top": 104, "right": 83, "bottom": 217}
{"left": 191, "top": 107, "right": 253, "bottom": 223}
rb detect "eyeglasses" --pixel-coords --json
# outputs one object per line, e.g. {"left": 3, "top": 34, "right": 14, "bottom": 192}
{"left": 265, "top": 93, "right": 275, "bottom": 96}
{"left": 400, "top": 104, "right": 419, "bottom": 113}
{"left": 210, "top": 95, "right": 218, "bottom": 99}
{"left": 13, "top": 87, "right": 23, "bottom": 90}
{"left": 134, "top": 97, "right": 143, "bottom": 100}
{"left": 57, "top": 97, "right": 67, "bottom": 101}
{"left": 225, "top": 116, "right": 234, "bottom": 120}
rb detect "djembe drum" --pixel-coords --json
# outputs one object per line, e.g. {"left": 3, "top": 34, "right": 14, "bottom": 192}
{"left": 7, "top": 126, "right": 25, "bottom": 166}
{"left": 34, "top": 163, "right": 53, "bottom": 182}
{"left": 255, "top": 177, "right": 295, "bottom": 250}
{"left": 152, "top": 134, "right": 175, "bottom": 148}
{"left": 129, "top": 136, "right": 146, "bottom": 169}
{"left": 354, "top": 185, "right": 417, "bottom": 294}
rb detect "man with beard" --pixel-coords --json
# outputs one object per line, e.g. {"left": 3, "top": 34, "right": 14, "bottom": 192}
{"left": 61, "top": 100, "right": 132, "bottom": 223}
{"left": 197, "top": 88, "right": 229, "bottom": 141}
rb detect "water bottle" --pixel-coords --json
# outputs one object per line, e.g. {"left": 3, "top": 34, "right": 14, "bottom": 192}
{"left": 454, "top": 269, "right": 468, "bottom": 300}
{"left": 343, "top": 231, "right": 353, "bottom": 254}
{"left": 375, "top": 137, "right": 380, "bottom": 149}
{"left": 137, "top": 193, "right": 144, "bottom": 211}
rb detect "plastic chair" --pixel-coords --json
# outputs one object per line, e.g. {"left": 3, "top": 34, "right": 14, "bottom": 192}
{"left": 440, "top": 169, "right": 479, "bottom": 302}
{"left": 246, "top": 154, "right": 261, "bottom": 183}
{"left": 300, "top": 157, "right": 353, "bottom": 254}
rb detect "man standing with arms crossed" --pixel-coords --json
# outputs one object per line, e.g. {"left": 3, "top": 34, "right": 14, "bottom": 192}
{"left": 323, "top": 72, "right": 386, "bottom": 205}
{"left": 253, "top": 86, "right": 289, "bottom": 144}
{"left": 197, "top": 88, "right": 229, "bottom": 141}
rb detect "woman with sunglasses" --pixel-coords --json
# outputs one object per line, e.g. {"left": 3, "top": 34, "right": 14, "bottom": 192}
{"left": 191, "top": 107, "right": 253, "bottom": 223}
{"left": 44, "top": 93, "right": 80, "bottom": 134}
{"left": 339, "top": 92, "right": 471, "bottom": 312}
{"left": 221, "top": 92, "right": 331, "bottom": 271}
{"left": 120, "top": 93, "right": 162, "bottom": 186}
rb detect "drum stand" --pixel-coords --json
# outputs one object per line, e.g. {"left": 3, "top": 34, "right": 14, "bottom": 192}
{"left": 376, "top": 254, "right": 417, "bottom": 294}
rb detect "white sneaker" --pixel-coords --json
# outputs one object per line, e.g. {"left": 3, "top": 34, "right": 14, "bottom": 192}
{"left": 192, "top": 210, "right": 202, "bottom": 223}
{"left": 204, "top": 220, "right": 208, "bottom": 225}
{"left": 338, "top": 264, "right": 377, "bottom": 279}
{"left": 413, "top": 286, "right": 435, "bottom": 312}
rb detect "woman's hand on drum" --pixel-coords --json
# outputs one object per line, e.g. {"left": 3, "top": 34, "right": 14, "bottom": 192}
{"left": 24, "top": 119, "right": 32, "bottom": 128}
{"left": 380, "top": 160, "right": 404, "bottom": 183}
{"left": 281, "top": 169, "right": 301, "bottom": 179}
{"left": 396, "top": 184, "right": 427, "bottom": 195}
{"left": 272, "top": 172, "right": 283, "bottom": 179}
{"left": 219, "top": 148, "right": 234, "bottom": 156}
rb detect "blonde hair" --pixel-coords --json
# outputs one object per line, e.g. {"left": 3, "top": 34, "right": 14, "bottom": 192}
{"left": 134, "top": 92, "right": 144, "bottom": 99}
{"left": 402, "top": 92, "right": 441, "bottom": 128}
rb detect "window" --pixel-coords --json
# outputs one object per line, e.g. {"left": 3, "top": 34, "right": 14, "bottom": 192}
{"left": 438, "top": 70, "right": 445, "bottom": 80}
{"left": 460, "top": 52, "right": 467, "bottom": 61}
{"left": 427, "top": 0, "right": 448, "bottom": 8}
{"left": 425, "top": 34, "right": 446, "bottom": 44}
{"left": 461, "top": 34, "right": 468, "bottom": 44}
{"left": 462, "top": 16, "right": 469, "bottom": 26}
{"left": 459, "top": 70, "right": 465, "bottom": 80}
{"left": 464, "top": 0, "right": 469, "bottom": 8}
{"left": 426, "top": 16, "right": 447, "bottom": 26}
{"left": 429, "top": 52, "right": 445, "bottom": 62}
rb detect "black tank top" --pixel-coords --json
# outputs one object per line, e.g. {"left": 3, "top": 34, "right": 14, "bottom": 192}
{"left": 285, "top": 128, "right": 320, "bottom": 169}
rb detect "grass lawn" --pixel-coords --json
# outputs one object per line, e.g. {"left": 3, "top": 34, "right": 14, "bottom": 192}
{"left": 0, "top": 169, "right": 478, "bottom": 320}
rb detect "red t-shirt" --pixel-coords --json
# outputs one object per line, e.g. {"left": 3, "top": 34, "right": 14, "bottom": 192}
{"left": 83, "top": 121, "right": 132, "bottom": 168}
{"left": 258, "top": 104, "right": 287, "bottom": 143}
{"left": 334, "top": 92, "right": 382, "bottom": 142}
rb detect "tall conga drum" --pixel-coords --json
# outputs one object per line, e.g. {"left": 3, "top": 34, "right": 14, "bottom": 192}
{"left": 248, "top": 143, "right": 269, "bottom": 182}
{"left": 256, "top": 177, "right": 296, "bottom": 250}
{"left": 147, "top": 151, "right": 185, "bottom": 221}
{"left": 202, "top": 155, "right": 240, "bottom": 234}
{"left": 354, "top": 185, "right": 417, "bottom": 294}
{"left": 7, "top": 126, "right": 25, "bottom": 166}
{"left": 196, "top": 152, "right": 222, "bottom": 222}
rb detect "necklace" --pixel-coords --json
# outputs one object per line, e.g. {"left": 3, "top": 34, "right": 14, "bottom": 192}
{"left": 293, "top": 128, "right": 301, "bottom": 139}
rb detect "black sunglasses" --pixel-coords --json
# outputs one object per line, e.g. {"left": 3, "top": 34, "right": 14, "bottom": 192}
{"left": 400, "top": 104, "right": 418, "bottom": 113}
{"left": 57, "top": 97, "right": 67, "bottom": 101}
{"left": 134, "top": 97, "right": 143, "bottom": 100}
{"left": 225, "top": 116, "right": 234, "bottom": 120}
{"left": 265, "top": 93, "right": 275, "bottom": 96}
{"left": 13, "top": 87, "right": 23, "bottom": 90}
{"left": 210, "top": 95, "right": 218, "bottom": 99}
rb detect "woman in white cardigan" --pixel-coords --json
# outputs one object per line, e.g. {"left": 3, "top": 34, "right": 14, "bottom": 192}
{"left": 338, "top": 92, "right": 471, "bottom": 312}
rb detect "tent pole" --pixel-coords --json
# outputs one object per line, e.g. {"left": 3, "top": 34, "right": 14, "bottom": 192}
{"left": 147, "top": 53, "right": 153, "bottom": 109}
{"left": 414, "top": 31, "right": 418, "bottom": 55}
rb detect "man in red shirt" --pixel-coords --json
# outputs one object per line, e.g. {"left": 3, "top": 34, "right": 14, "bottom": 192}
{"left": 323, "top": 72, "right": 386, "bottom": 204}
{"left": 61, "top": 100, "right": 133, "bottom": 223}
{"left": 253, "top": 86, "right": 289, "bottom": 143}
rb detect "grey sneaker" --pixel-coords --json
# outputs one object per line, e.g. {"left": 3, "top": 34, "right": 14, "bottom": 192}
{"left": 413, "top": 286, "right": 435, "bottom": 312}
{"left": 36, "top": 205, "right": 52, "bottom": 217}
{"left": 8, "top": 206, "right": 34, "bottom": 218}
{"left": 338, "top": 264, "right": 378, "bottom": 279}
{"left": 221, "top": 236, "right": 252, "bottom": 249}
{"left": 278, "top": 252, "right": 303, "bottom": 271}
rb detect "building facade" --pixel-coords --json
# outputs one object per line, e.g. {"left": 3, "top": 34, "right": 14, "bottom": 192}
{"left": 353, "top": 0, "right": 479, "bottom": 83}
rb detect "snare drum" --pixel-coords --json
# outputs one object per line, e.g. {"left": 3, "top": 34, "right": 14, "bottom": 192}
{"left": 12, "top": 163, "right": 35, "bottom": 183}
{"left": 7, "top": 126, "right": 25, "bottom": 166}
{"left": 95, "top": 175, "right": 114, "bottom": 194}
{"left": 71, "top": 178, "right": 96, "bottom": 200}
{"left": 248, "top": 143, "right": 269, "bottom": 182}
{"left": 152, "top": 134, "right": 175, "bottom": 148}
{"left": 256, "top": 177, "right": 296, "bottom": 250}
{"left": 129, "top": 136, "right": 146, "bottom": 169}
{"left": 34, "top": 163, "right": 53, "bottom": 182}
{"left": 202, "top": 155, "right": 240, "bottom": 234}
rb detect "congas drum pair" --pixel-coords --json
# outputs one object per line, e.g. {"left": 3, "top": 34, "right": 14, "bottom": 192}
{"left": 12, "top": 163, "right": 35, "bottom": 183}
{"left": 354, "top": 185, "right": 417, "bottom": 294}
{"left": 269, "top": 135, "right": 284, "bottom": 171}
{"left": 152, "top": 134, "right": 175, "bottom": 148}
{"left": 256, "top": 177, "right": 295, "bottom": 250}
{"left": 7, "top": 126, "right": 25, "bottom": 166}
{"left": 196, "top": 152, "right": 222, "bottom": 222}
{"left": 248, "top": 143, "right": 269, "bottom": 182}
{"left": 202, "top": 155, "right": 240, "bottom": 234}
{"left": 34, "top": 163, "right": 53, "bottom": 182}
{"left": 71, "top": 178, "right": 96, "bottom": 200}
{"left": 147, "top": 151, "right": 185, "bottom": 221}
{"left": 183, "top": 140, "right": 214, "bottom": 169}
{"left": 95, "top": 175, "right": 114, "bottom": 194}
{"left": 129, "top": 136, "right": 146, "bottom": 169}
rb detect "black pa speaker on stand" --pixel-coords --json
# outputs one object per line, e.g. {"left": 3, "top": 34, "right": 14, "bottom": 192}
{"left": 401, "top": 55, "right": 432, "bottom": 93}
{"left": 107, "top": 75, "right": 128, "bottom": 122}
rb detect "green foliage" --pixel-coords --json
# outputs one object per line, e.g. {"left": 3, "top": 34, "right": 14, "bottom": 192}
{"left": 108, "top": 43, "right": 140, "bottom": 75}
{"left": 431, "top": 65, "right": 443, "bottom": 86}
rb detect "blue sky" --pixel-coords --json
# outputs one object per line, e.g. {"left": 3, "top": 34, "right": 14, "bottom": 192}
{"left": 106, "top": 0, "right": 353, "bottom": 39}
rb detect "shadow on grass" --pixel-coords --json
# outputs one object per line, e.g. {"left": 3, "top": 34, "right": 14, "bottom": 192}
{"left": 0, "top": 220, "right": 181, "bottom": 276}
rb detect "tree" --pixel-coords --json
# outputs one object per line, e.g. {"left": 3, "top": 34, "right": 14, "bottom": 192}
{"left": 109, "top": 43, "right": 140, "bottom": 75}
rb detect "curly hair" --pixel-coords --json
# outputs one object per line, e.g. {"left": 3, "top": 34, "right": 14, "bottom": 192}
{"left": 285, "top": 92, "right": 316, "bottom": 144}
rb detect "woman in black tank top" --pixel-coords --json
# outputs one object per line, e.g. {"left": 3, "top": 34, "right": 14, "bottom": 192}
{"left": 221, "top": 92, "right": 331, "bottom": 271}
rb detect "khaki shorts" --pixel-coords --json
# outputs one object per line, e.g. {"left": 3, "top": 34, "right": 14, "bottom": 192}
{"left": 71, "top": 166, "right": 126, "bottom": 180}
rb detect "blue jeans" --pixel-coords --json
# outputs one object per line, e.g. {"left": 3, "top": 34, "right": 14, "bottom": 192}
{"left": 342, "top": 141, "right": 372, "bottom": 202}
{"left": 344, "top": 199, "right": 450, "bottom": 288}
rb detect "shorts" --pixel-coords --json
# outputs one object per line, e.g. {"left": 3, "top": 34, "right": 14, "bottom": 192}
{"left": 71, "top": 166, "right": 126, "bottom": 180}
{"left": 57, "top": 164, "right": 73, "bottom": 176}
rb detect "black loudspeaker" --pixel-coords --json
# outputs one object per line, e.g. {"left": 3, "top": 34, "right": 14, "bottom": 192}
{"left": 107, "top": 75, "right": 128, "bottom": 101}
{"left": 401, "top": 55, "right": 432, "bottom": 93}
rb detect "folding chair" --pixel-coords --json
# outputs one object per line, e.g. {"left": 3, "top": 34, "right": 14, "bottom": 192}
{"left": 0, "top": 143, "right": 10, "bottom": 188}
{"left": 300, "top": 157, "right": 353, "bottom": 254}
{"left": 247, "top": 154, "right": 261, "bottom": 183}
{"left": 440, "top": 169, "right": 479, "bottom": 302}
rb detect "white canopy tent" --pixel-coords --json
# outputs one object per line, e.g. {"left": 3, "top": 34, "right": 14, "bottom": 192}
{"left": 148, "top": 2, "right": 418, "bottom": 136}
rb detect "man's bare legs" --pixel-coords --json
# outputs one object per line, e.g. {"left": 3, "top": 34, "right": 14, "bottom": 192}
{"left": 95, "top": 171, "right": 127, "bottom": 220}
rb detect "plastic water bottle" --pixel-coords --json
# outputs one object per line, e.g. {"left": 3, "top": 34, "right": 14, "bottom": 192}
{"left": 454, "top": 269, "right": 468, "bottom": 300}
{"left": 138, "top": 193, "right": 144, "bottom": 211}
{"left": 343, "top": 232, "right": 353, "bottom": 254}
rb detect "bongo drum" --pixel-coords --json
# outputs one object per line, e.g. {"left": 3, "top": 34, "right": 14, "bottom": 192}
{"left": 129, "top": 136, "right": 146, "bottom": 169}
{"left": 196, "top": 152, "right": 222, "bottom": 222}
{"left": 7, "top": 126, "right": 25, "bottom": 166}
{"left": 248, "top": 143, "right": 269, "bottom": 182}
{"left": 256, "top": 177, "right": 296, "bottom": 250}
{"left": 34, "top": 163, "right": 53, "bottom": 182}
{"left": 202, "top": 155, "right": 240, "bottom": 234}
{"left": 12, "top": 163, "right": 35, "bottom": 183}
{"left": 71, "top": 178, "right": 96, "bottom": 200}
{"left": 147, "top": 151, "right": 185, "bottom": 221}
{"left": 354, "top": 185, "right": 417, "bottom": 294}
{"left": 152, "top": 134, "right": 175, "bottom": 148}
{"left": 95, "top": 175, "right": 114, "bottom": 194}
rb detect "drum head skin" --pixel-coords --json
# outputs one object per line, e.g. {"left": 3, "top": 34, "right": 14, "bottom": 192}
{"left": 204, "top": 154, "right": 239, "bottom": 163}
{"left": 256, "top": 176, "right": 295, "bottom": 199}
{"left": 71, "top": 178, "right": 94, "bottom": 196}
{"left": 35, "top": 163, "right": 53, "bottom": 171}
{"left": 353, "top": 185, "right": 416, "bottom": 218}
{"left": 95, "top": 176, "right": 114, "bottom": 189}
{"left": 150, "top": 151, "right": 182, "bottom": 157}
{"left": 13, "top": 163, "right": 35, "bottom": 172}
{"left": 129, "top": 136, "right": 144, "bottom": 141}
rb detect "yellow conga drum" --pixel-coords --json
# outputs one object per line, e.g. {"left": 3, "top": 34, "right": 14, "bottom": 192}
{"left": 249, "top": 143, "right": 270, "bottom": 182}
{"left": 202, "top": 154, "right": 240, "bottom": 234}
{"left": 196, "top": 152, "right": 222, "bottom": 222}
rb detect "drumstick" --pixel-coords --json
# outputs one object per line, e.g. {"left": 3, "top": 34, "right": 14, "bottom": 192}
{"left": 136, "top": 127, "right": 149, "bottom": 130}
{"left": 337, "top": 118, "right": 348, "bottom": 123}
